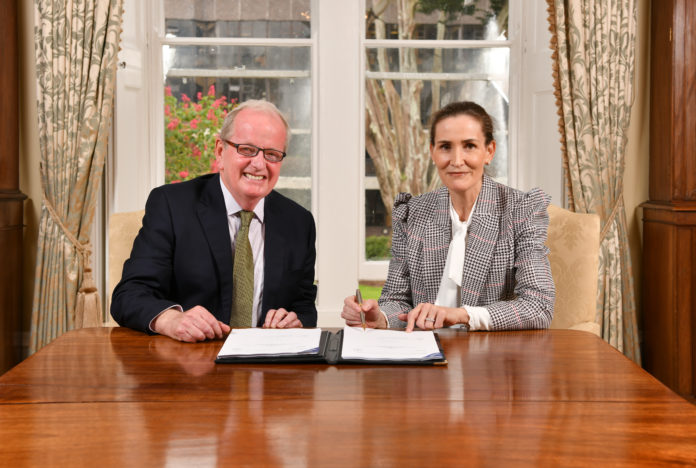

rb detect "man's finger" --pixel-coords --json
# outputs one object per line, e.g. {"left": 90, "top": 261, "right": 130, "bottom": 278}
{"left": 271, "top": 308, "right": 288, "bottom": 328}
{"left": 208, "top": 319, "right": 224, "bottom": 338}
{"left": 186, "top": 324, "right": 207, "bottom": 342}
{"left": 277, "top": 311, "right": 299, "bottom": 328}
{"left": 189, "top": 315, "right": 216, "bottom": 339}
{"left": 263, "top": 309, "right": 276, "bottom": 328}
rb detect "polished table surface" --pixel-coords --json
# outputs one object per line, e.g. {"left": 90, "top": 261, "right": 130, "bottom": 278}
{"left": 1, "top": 327, "right": 695, "bottom": 466}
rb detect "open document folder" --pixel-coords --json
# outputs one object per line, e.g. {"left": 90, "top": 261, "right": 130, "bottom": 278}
{"left": 216, "top": 326, "right": 447, "bottom": 365}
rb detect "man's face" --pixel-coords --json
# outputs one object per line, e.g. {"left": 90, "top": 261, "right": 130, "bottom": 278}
{"left": 215, "top": 108, "right": 286, "bottom": 210}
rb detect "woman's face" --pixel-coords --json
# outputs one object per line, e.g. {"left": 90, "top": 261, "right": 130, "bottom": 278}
{"left": 430, "top": 114, "right": 495, "bottom": 198}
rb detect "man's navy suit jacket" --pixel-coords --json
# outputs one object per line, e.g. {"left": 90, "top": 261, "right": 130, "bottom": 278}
{"left": 110, "top": 173, "right": 317, "bottom": 333}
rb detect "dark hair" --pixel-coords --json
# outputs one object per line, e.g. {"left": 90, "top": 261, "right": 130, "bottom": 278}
{"left": 429, "top": 101, "right": 495, "bottom": 146}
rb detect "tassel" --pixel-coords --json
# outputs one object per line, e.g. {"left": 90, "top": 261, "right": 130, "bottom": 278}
{"left": 74, "top": 249, "right": 103, "bottom": 328}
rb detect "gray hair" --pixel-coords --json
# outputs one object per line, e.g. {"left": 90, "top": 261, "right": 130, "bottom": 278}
{"left": 219, "top": 99, "right": 291, "bottom": 149}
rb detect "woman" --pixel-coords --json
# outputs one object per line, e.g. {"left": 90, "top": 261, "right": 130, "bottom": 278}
{"left": 342, "top": 101, "right": 554, "bottom": 331}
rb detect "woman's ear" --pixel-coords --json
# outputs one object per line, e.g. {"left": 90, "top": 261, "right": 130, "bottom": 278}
{"left": 485, "top": 140, "right": 496, "bottom": 165}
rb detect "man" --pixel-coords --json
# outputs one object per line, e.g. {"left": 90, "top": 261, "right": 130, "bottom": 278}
{"left": 111, "top": 100, "right": 317, "bottom": 342}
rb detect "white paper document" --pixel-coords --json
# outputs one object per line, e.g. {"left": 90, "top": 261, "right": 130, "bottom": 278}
{"left": 340, "top": 326, "right": 443, "bottom": 361}
{"left": 217, "top": 328, "right": 322, "bottom": 358}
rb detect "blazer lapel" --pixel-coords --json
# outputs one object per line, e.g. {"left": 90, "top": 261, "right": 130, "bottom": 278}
{"left": 262, "top": 191, "right": 286, "bottom": 323}
{"left": 421, "top": 187, "right": 451, "bottom": 303}
{"left": 460, "top": 175, "right": 500, "bottom": 306}
{"left": 196, "top": 174, "right": 234, "bottom": 320}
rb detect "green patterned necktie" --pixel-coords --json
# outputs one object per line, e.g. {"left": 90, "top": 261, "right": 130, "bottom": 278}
{"left": 230, "top": 210, "right": 254, "bottom": 328}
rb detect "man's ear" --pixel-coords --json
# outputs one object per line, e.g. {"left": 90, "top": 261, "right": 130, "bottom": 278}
{"left": 214, "top": 137, "right": 224, "bottom": 163}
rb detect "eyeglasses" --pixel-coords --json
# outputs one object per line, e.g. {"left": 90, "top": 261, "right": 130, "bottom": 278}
{"left": 222, "top": 139, "right": 286, "bottom": 163}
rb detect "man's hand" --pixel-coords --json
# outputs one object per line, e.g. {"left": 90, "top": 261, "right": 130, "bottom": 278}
{"left": 263, "top": 308, "right": 303, "bottom": 328}
{"left": 341, "top": 295, "right": 388, "bottom": 329}
{"left": 152, "top": 306, "right": 230, "bottom": 342}
{"left": 399, "top": 303, "right": 469, "bottom": 332}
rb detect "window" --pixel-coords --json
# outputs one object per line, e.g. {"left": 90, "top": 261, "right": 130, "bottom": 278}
{"left": 113, "top": 0, "right": 559, "bottom": 327}
{"left": 361, "top": 1, "right": 511, "bottom": 279}
{"left": 161, "top": 1, "right": 313, "bottom": 210}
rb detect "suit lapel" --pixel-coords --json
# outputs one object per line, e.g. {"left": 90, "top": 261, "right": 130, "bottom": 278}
{"left": 196, "top": 174, "right": 234, "bottom": 320}
{"left": 460, "top": 175, "right": 500, "bottom": 306}
{"left": 262, "top": 191, "right": 286, "bottom": 323}
{"left": 422, "top": 187, "right": 451, "bottom": 303}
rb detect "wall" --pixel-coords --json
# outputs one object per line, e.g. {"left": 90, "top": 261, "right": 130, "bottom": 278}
{"left": 18, "top": 1, "right": 40, "bottom": 358}
{"left": 624, "top": 0, "right": 650, "bottom": 330}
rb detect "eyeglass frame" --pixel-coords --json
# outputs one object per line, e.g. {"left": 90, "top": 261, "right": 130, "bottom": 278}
{"left": 221, "top": 138, "right": 286, "bottom": 163}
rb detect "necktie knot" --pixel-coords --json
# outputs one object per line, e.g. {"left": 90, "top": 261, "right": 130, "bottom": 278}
{"left": 240, "top": 210, "right": 254, "bottom": 228}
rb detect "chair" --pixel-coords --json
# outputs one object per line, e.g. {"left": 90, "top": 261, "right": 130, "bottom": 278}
{"left": 106, "top": 210, "right": 145, "bottom": 325}
{"left": 546, "top": 205, "right": 601, "bottom": 336}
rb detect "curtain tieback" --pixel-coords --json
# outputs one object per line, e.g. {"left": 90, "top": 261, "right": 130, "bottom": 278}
{"left": 599, "top": 194, "right": 624, "bottom": 242}
{"left": 41, "top": 185, "right": 102, "bottom": 327}
{"left": 41, "top": 188, "right": 91, "bottom": 263}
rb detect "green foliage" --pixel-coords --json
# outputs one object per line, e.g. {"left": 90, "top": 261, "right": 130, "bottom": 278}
{"left": 365, "top": 235, "right": 392, "bottom": 260}
{"left": 358, "top": 284, "right": 383, "bottom": 301}
{"left": 164, "top": 85, "right": 237, "bottom": 184}
{"left": 416, "top": 0, "right": 507, "bottom": 33}
{"left": 417, "top": 0, "right": 475, "bottom": 18}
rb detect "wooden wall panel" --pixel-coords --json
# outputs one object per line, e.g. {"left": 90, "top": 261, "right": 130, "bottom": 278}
{"left": 648, "top": 0, "right": 673, "bottom": 202}
{"left": 682, "top": 0, "right": 696, "bottom": 199}
{"left": 641, "top": 205, "right": 696, "bottom": 399}
{"left": 643, "top": 0, "right": 696, "bottom": 401}
{"left": 0, "top": 0, "right": 26, "bottom": 376}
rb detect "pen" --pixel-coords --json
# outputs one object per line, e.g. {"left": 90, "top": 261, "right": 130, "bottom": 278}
{"left": 356, "top": 288, "right": 366, "bottom": 331}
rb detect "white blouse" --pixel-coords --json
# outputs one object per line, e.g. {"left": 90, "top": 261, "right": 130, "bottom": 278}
{"left": 434, "top": 198, "right": 491, "bottom": 331}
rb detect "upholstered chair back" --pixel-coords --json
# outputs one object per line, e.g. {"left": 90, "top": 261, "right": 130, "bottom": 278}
{"left": 107, "top": 210, "right": 145, "bottom": 325}
{"left": 546, "top": 205, "right": 601, "bottom": 336}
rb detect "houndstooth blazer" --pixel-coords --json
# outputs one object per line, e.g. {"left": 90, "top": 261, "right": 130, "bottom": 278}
{"left": 379, "top": 174, "right": 555, "bottom": 330}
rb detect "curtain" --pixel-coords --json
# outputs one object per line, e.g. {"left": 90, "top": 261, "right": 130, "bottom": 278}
{"left": 29, "top": 0, "right": 123, "bottom": 353}
{"left": 547, "top": 0, "right": 640, "bottom": 362}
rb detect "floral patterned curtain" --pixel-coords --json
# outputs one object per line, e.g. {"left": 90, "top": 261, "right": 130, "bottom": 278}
{"left": 547, "top": 0, "right": 640, "bottom": 362}
{"left": 29, "top": 0, "right": 123, "bottom": 352}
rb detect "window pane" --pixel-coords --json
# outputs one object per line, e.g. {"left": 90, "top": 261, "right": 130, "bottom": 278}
{"left": 163, "top": 61, "right": 311, "bottom": 210}
{"left": 364, "top": 47, "right": 509, "bottom": 260}
{"left": 367, "top": 47, "right": 509, "bottom": 79}
{"left": 365, "top": 0, "right": 509, "bottom": 40}
{"left": 164, "top": 0, "right": 311, "bottom": 39}
{"left": 164, "top": 45, "right": 311, "bottom": 76}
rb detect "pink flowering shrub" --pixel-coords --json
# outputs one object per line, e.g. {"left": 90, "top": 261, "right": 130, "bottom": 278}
{"left": 164, "top": 85, "right": 237, "bottom": 183}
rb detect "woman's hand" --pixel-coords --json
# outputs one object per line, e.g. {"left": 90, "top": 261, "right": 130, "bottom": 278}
{"left": 341, "top": 295, "right": 388, "bottom": 329}
{"left": 399, "top": 303, "right": 469, "bottom": 332}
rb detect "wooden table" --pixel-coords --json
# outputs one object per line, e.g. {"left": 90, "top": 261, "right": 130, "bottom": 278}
{"left": 1, "top": 327, "right": 695, "bottom": 466}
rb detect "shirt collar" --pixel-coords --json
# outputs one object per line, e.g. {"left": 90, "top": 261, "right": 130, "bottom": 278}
{"left": 219, "top": 176, "right": 265, "bottom": 222}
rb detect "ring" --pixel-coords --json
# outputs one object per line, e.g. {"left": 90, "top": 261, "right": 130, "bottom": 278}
{"left": 425, "top": 318, "right": 435, "bottom": 322}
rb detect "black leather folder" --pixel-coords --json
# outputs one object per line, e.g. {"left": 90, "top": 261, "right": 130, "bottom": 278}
{"left": 215, "top": 329, "right": 447, "bottom": 365}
